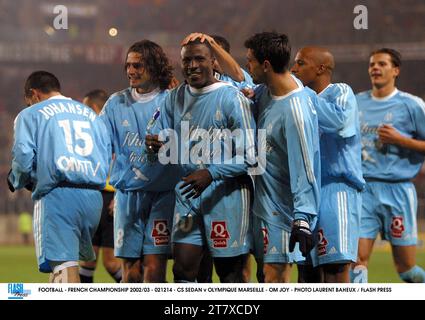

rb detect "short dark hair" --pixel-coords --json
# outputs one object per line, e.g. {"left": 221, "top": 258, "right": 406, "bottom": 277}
{"left": 212, "top": 35, "right": 230, "bottom": 53}
{"left": 84, "top": 89, "right": 109, "bottom": 108}
{"left": 24, "top": 71, "right": 61, "bottom": 97}
{"left": 244, "top": 32, "right": 291, "bottom": 73}
{"left": 370, "top": 48, "right": 402, "bottom": 68}
{"left": 182, "top": 38, "right": 214, "bottom": 56}
{"left": 126, "top": 40, "right": 173, "bottom": 90}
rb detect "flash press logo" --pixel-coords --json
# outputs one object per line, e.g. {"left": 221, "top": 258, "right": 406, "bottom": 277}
{"left": 7, "top": 283, "right": 31, "bottom": 300}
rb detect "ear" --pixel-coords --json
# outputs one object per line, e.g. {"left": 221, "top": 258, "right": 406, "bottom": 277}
{"left": 31, "top": 89, "right": 42, "bottom": 104}
{"left": 263, "top": 60, "right": 272, "bottom": 72}
{"left": 393, "top": 67, "right": 400, "bottom": 78}
{"left": 317, "top": 64, "right": 326, "bottom": 76}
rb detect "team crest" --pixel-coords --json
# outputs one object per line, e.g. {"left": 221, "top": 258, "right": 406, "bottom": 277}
{"left": 384, "top": 112, "right": 393, "bottom": 122}
{"left": 210, "top": 221, "right": 230, "bottom": 248}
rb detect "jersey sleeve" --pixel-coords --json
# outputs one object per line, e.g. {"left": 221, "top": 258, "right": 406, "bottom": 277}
{"left": 207, "top": 91, "right": 256, "bottom": 180}
{"left": 314, "top": 84, "right": 357, "bottom": 138}
{"left": 407, "top": 95, "right": 425, "bottom": 140}
{"left": 99, "top": 97, "right": 116, "bottom": 153}
{"left": 9, "top": 111, "right": 37, "bottom": 190}
{"left": 285, "top": 96, "right": 320, "bottom": 223}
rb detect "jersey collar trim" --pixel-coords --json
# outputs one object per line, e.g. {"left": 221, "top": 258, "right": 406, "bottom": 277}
{"left": 189, "top": 82, "right": 227, "bottom": 94}
{"left": 318, "top": 84, "right": 333, "bottom": 96}
{"left": 131, "top": 87, "right": 160, "bottom": 103}
{"left": 371, "top": 88, "right": 398, "bottom": 101}
{"left": 47, "top": 95, "right": 71, "bottom": 101}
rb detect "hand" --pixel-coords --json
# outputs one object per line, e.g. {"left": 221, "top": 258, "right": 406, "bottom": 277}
{"left": 181, "top": 33, "right": 215, "bottom": 46}
{"left": 241, "top": 88, "right": 255, "bottom": 99}
{"left": 180, "top": 169, "right": 213, "bottom": 199}
{"left": 168, "top": 76, "right": 180, "bottom": 89}
{"left": 145, "top": 134, "right": 163, "bottom": 153}
{"left": 378, "top": 124, "right": 404, "bottom": 146}
{"left": 289, "top": 219, "right": 313, "bottom": 257}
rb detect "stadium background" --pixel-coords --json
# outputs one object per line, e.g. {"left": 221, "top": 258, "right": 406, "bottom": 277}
{"left": 0, "top": 0, "right": 424, "bottom": 282}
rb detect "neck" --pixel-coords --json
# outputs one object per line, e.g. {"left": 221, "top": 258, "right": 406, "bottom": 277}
{"left": 136, "top": 82, "right": 158, "bottom": 94}
{"left": 42, "top": 91, "right": 61, "bottom": 100}
{"left": 310, "top": 77, "right": 330, "bottom": 94}
{"left": 267, "top": 71, "right": 298, "bottom": 96}
{"left": 372, "top": 83, "right": 396, "bottom": 98}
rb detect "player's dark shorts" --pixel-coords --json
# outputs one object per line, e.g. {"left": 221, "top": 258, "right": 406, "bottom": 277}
{"left": 92, "top": 191, "right": 115, "bottom": 248}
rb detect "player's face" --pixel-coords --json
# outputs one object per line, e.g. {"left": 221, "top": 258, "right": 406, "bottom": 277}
{"left": 368, "top": 53, "right": 399, "bottom": 89}
{"left": 291, "top": 51, "right": 317, "bottom": 87}
{"left": 246, "top": 49, "right": 265, "bottom": 84}
{"left": 126, "top": 52, "right": 150, "bottom": 89}
{"left": 181, "top": 44, "right": 216, "bottom": 88}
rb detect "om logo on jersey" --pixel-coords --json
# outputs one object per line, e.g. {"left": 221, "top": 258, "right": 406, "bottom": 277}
{"left": 151, "top": 220, "right": 170, "bottom": 246}
{"left": 317, "top": 229, "right": 328, "bottom": 256}
{"left": 210, "top": 221, "right": 230, "bottom": 248}
{"left": 390, "top": 216, "right": 405, "bottom": 238}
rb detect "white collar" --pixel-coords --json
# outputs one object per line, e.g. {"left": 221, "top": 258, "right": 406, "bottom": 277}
{"left": 131, "top": 87, "right": 160, "bottom": 103}
{"left": 47, "top": 94, "right": 71, "bottom": 101}
{"left": 189, "top": 82, "right": 227, "bottom": 94}
{"left": 371, "top": 88, "right": 398, "bottom": 101}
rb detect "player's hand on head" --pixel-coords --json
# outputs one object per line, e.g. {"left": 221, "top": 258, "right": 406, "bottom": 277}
{"left": 145, "top": 134, "right": 163, "bottom": 153}
{"left": 181, "top": 33, "right": 213, "bottom": 46}
{"left": 180, "top": 169, "right": 213, "bottom": 199}
{"left": 181, "top": 33, "right": 202, "bottom": 46}
{"left": 289, "top": 219, "right": 313, "bottom": 257}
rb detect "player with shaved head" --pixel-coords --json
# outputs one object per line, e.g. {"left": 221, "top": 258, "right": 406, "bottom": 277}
{"left": 292, "top": 47, "right": 365, "bottom": 282}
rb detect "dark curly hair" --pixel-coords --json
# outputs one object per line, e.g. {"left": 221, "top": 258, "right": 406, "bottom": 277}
{"left": 244, "top": 32, "right": 291, "bottom": 73}
{"left": 126, "top": 40, "right": 173, "bottom": 90}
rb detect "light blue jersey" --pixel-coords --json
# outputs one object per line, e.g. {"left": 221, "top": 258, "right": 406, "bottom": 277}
{"left": 357, "top": 89, "right": 425, "bottom": 247}
{"left": 313, "top": 84, "right": 365, "bottom": 190}
{"left": 302, "top": 83, "right": 365, "bottom": 265}
{"left": 357, "top": 89, "right": 425, "bottom": 180}
{"left": 304, "top": 83, "right": 365, "bottom": 265}
{"left": 10, "top": 95, "right": 111, "bottom": 200}
{"left": 218, "top": 69, "right": 255, "bottom": 90}
{"left": 252, "top": 84, "right": 321, "bottom": 230}
{"left": 100, "top": 87, "right": 179, "bottom": 192}
{"left": 158, "top": 82, "right": 256, "bottom": 180}
{"left": 158, "top": 82, "right": 256, "bottom": 256}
